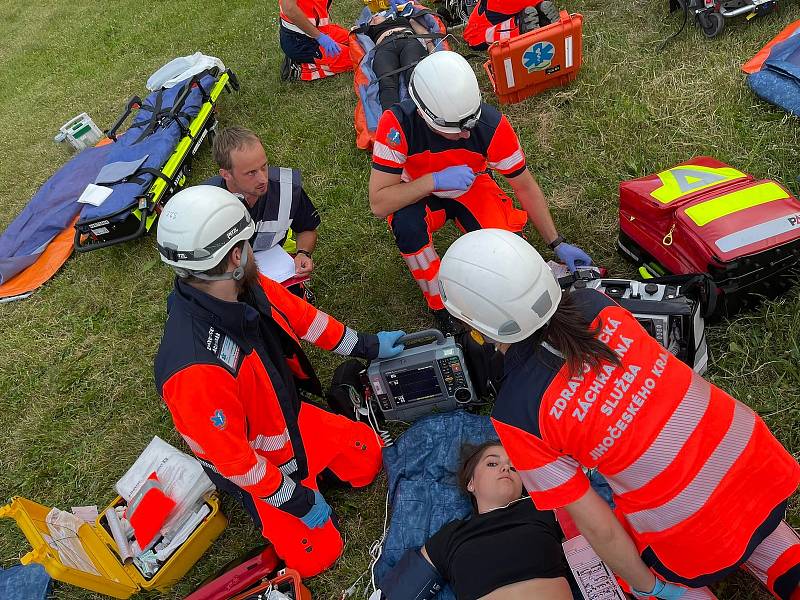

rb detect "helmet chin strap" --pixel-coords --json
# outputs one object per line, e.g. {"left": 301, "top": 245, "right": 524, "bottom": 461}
{"left": 177, "top": 242, "right": 251, "bottom": 282}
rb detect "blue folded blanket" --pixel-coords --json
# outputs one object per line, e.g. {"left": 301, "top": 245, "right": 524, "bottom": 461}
{"left": 748, "top": 28, "right": 800, "bottom": 115}
{"left": 0, "top": 564, "right": 51, "bottom": 600}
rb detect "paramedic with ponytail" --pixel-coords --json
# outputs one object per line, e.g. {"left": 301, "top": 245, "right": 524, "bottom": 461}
{"left": 279, "top": 0, "right": 353, "bottom": 81}
{"left": 438, "top": 229, "right": 800, "bottom": 600}
{"left": 369, "top": 51, "right": 590, "bottom": 334}
{"left": 154, "top": 186, "right": 405, "bottom": 577}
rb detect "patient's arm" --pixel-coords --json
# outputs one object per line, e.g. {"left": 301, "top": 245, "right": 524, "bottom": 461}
{"left": 410, "top": 17, "right": 436, "bottom": 52}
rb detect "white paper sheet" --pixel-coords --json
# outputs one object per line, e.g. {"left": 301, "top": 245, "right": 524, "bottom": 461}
{"left": 77, "top": 183, "right": 113, "bottom": 206}
{"left": 563, "top": 534, "right": 627, "bottom": 600}
{"left": 253, "top": 244, "right": 297, "bottom": 283}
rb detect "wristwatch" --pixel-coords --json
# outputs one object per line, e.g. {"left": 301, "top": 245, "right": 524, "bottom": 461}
{"left": 547, "top": 235, "right": 566, "bottom": 250}
{"left": 296, "top": 249, "right": 313, "bottom": 258}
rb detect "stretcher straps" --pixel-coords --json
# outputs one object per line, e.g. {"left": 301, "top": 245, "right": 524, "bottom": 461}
{"left": 131, "top": 71, "right": 216, "bottom": 144}
{"left": 126, "top": 167, "right": 177, "bottom": 188}
{"left": 374, "top": 32, "right": 445, "bottom": 82}
{"left": 132, "top": 89, "right": 166, "bottom": 144}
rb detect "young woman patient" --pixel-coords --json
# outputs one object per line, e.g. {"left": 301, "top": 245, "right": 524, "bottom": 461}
{"left": 358, "top": 10, "right": 437, "bottom": 110}
{"left": 375, "top": 441, "right": 572, "bottom": 600}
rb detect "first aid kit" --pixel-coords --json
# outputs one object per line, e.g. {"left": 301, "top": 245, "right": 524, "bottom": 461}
{"left": 0, "top": 437, "right": 226, "bottom": 598}
{"left": 185, "top": 544, "right": 282, "bottom": 600}
{"left": 0, "top": 494, "right": 226, "bottom": 599}
{"left": 484, "top": 11, "right": 583, "bottom": 105}
{"left": 229, "top": 567, "right": 312, "bottom": 600}
{"left": 617, "top": 157, "right": 800, "bottom": 317}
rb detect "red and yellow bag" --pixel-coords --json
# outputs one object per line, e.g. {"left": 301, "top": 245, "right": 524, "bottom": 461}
{"left": 617, "top": 157, "right": 800, "bottom": 317}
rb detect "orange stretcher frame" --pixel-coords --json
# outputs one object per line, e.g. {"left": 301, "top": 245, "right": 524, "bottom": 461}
{"left": 484, "top": 11, "right": 583, "bottom": 105}
{"left": 351, "top": 3, "right": 449, "bottom": 150}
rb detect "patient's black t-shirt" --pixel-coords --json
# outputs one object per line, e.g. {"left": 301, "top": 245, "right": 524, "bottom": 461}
{"left": 424, "top": 498, "right": 567, "bottom": 600}
{"left": 363, "top": 16, "right": 414, "bottom": 43}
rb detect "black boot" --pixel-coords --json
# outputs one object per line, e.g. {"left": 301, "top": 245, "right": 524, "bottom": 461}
{"left": 518, "top": 6, "right": 540, "bottom": 34}
{"left": 280, "top": 55, "right": 301, "bottom": 81}
{"left": 537, "top": 0, "right": 559, "bottom": 26}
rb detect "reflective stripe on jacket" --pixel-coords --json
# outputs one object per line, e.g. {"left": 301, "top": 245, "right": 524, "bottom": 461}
{"left": 492, "top": 287, "right": 800, "bottom": 585}
{"left": 154, "top": 275, "right": 378, "bottom": 517}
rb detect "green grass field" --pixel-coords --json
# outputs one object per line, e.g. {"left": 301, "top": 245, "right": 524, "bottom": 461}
{"left": 1, "top": 0, "right": 799, "bottom": 598}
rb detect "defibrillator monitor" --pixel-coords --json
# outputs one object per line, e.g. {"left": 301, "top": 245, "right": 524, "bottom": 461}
{"left": 367, "top": 330, "right": 476, "bottom": 422}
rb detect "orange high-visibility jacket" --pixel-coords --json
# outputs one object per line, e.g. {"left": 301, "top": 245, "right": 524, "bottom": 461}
{"left": 492, "top": 288, "right": 800, "bottom": 586}
{"left": 155, "top": 274, "right": 378, "bottom": 518}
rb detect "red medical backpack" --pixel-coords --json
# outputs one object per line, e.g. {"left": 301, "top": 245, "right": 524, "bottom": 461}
{"left": 617, "top": 157, "right": 800, "bottom": 317}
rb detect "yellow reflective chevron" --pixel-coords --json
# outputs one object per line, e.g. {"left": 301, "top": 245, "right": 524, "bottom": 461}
{"left": 282, "top": 228, "right": 297, "bottom": 254}
{"left": 684, "top": 182, "right": 789, "bottom": 227}
{"left": 651, "top": 164, "right": 746, "bottom": 204}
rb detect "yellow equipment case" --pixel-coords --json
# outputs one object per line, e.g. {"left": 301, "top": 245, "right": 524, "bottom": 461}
{"left": 0, "top": 494, "right": 226, "bottom": 599}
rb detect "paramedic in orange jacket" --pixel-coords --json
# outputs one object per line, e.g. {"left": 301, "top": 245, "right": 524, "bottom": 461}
{"left": 153, "top": 186, "right": 405, "bottom": 577}
{"left": 463, "top": 0, "right": 557, "bottom": 50}
{"left": 279, "top": 0, "right": 353, "bottom": 81}
{"left": 438, "top": 229, "right": 800, "bottom": 600}
{"left": 369, "top": 51, "right": 590, "bottom": 333}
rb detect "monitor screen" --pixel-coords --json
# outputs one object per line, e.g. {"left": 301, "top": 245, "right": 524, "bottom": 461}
{"left": 386, "top": 365, "right": 441, "bottom": 404}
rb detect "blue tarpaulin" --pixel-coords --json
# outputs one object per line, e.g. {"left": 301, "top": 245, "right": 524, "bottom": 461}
{"left": 0, "top": 564, "right": 51, "bottom": 600}
{"left": 748, "top": 27, "right": 800, "bottom": 115}
{"left": 0, "top": 143, "right": 113, "bottom": 284}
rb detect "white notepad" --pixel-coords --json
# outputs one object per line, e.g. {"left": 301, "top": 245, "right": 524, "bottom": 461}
{"left": 253, "top": 244, "right": 296, "bottom": 283}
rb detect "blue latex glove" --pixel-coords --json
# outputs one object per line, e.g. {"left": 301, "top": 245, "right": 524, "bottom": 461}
{"left": 300, "top": 490, "right": 332, "bottom": 529}
{"left": 377, "top": 330, "right": 406, "bottom": 358}
{"left": 554, "top": 241, "right": 592, "bottom": 272}
{"left": 432, "top": 166, "right": 476, "bottom": 192}
{"left": 633, "top": 578, "right": 686, "bottom": 599}
{"left": 390, "top": 0, "right": 399, "bottom": 12}
{"left": 317, "top": 33, "right": 341, "bottom": 57}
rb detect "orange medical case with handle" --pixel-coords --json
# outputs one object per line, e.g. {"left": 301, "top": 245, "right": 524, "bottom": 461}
{"left": 484, "top": 11, "right": 583, "bottom": 105}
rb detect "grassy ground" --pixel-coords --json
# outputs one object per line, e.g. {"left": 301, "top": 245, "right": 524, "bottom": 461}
{"left": 0, "top": 0, "right": 799, "bottom": 598}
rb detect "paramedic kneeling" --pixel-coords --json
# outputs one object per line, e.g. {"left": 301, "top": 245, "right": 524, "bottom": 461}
{"left": 153, "top": 186, "right": 405, "bottom": 577}
{"left": 463, "top": 0, "right": 558, "bottom": 51}
{"left": 369, "top": 51, "right": 590, "bottom": 332}
{"left": 438, "top": 229, "right": 800, "bottom": 599}
{"left": 279, "top": 0, "right": 352, "bottom": 81}
{"left": 204, "top": 126, "right": 319, "bottom": 279}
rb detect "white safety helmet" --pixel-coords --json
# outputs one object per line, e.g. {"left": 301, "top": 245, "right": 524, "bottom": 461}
{"left": 157, "top": 185, "right": 255, "bottom": 281}
{"left": 408, "top": 51, "right": 482, "bottom": 135}
{"left": 438, "top": 229, "right": 562, "bottom": 344}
